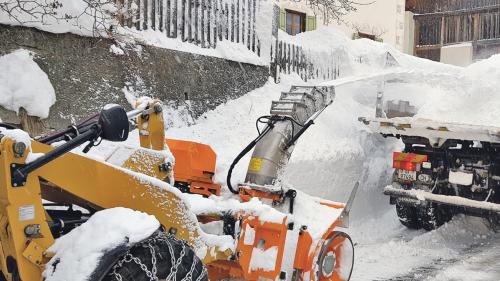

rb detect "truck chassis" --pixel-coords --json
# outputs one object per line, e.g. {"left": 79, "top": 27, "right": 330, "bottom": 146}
{"left": 360, "top": 117, "right": 500, "bottom": 230}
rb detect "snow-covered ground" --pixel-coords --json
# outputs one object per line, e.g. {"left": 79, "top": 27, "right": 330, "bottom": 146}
{"left": 3, "top": 8, "right": 500, "bottom": 278}
{"left": 75, "top": 44, "right": 500, "bottom": 279}
{"left": 158, "top": 49, "right": 500, "bottom": 280}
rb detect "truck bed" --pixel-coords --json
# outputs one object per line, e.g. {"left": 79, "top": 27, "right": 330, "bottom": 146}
{"left": 359, "top": 117, "right": 500, "bottom": 145}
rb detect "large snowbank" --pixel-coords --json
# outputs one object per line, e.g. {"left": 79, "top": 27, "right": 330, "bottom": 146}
{"left": 0, "top": 49, "right": 56, "bottom": 118}
{"left": 44, "top": 207, "right": 160, "bottom": 281}
{"left": 123, "top": 29, "right": 266, "bottom": 65}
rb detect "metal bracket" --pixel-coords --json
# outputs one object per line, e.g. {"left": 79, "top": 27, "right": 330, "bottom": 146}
{"left": 22, "top": 240, "right": 46, "bottom": 268}
{"left": 10, "top": 163, "right": 27, "bottom": 187}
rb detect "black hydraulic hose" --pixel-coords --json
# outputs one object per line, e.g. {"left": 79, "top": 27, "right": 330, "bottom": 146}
{"left": 12, "top": 126, "right": 100, "bottom": 185}
{"left": 226, "top": 124, "right": 273, "bottom": 194}
{"left": 0, "top": 123, "right": 18, "bottom": 130}
{"left": 38, "top": 113, "right": 99, "bottom": 144}
{"left": 283, "top": 119, "right": 315, "bottom": 151}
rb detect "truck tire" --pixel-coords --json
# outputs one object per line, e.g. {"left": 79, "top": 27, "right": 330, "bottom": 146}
{"left": 102, "top": 231, "right": 207, "bottom": 281}
{"left": 419, "top": 203, "right": 452, "bottom": 231}
{"left": 488, "top": 212, "right": 500, "bottom": 232}
{"left": 395, "top": 201, "right": 421, "bottom": 229}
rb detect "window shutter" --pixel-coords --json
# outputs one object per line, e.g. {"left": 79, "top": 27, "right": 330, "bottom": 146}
{"left": 279, "top": 9, "right": 286, "bottom": 31}
{"left": 306, "top": 15, "right": 317, "bottom": 31}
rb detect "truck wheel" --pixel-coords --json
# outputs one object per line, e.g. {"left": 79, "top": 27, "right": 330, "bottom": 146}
{"left": 102, "top": 231, "right": 207, "bottom": 281}
{"left": 419, "top": 203, "right": 452, "bottom": 231}
{"left": 395, "top": 201, "right": 421, "bottom": 229}
{"left": 488, "top": 212, "right": 500, "bottom": 232}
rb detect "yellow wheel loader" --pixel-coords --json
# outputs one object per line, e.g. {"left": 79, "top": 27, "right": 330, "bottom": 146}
{"left": 0, "top": 87, "right": 357, "bottom": 281}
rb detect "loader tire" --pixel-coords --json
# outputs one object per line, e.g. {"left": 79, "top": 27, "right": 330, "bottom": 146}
{"left": 102, "top": 231, "right": 207, "bottom": 281}
{"left": 395, "top": 201, "right": 421, "bottom": 229}
{"left": 419, "top": 203, "right": 452, "bottom": 231}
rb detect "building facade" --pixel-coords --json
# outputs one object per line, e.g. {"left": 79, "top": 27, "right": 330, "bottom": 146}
{"left": 276, "top": 0, "right": 407, "bottom": 51}
{"left": 405, "top": 0, "right": 500, "bottom": 65}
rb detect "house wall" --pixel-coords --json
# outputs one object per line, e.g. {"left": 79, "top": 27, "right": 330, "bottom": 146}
{"left": 276, "top": 0, "right": 407, "bottom": 51}
{"left": 403, "top": 11, "right": 415, "bottom": 55}
{"left": 408, "top": 0, "right": 500, "bottom": 63}
{"left": 440, "top": 42, "right": 473, "bottom": 66}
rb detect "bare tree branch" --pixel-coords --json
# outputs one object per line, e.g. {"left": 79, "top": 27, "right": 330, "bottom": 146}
{"left": 0, "top": 0, "right": 117, "bottom": 36}
{"left": 304, "top": 0, "right": 375, "bottom": 25}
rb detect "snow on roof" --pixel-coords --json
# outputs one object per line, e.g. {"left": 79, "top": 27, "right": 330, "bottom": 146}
{"left": 360, "top": 117, "right": 500, "bottom": 144}
{"left": 0, "top": 49, "right": 56, "bottom": 118}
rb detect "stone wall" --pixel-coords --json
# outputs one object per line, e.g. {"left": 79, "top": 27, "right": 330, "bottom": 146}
{"left": 0, "top": 24, "right": 269, "bottom": 132}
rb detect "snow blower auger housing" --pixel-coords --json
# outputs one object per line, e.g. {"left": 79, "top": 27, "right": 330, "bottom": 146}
{"left": 218, "top": 86, "right": 356, "bottom": 281}
{"left": 359, "top": 116, "right": 500, "bottom": 230}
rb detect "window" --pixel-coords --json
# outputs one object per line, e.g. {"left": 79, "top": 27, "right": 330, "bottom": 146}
{"left": 286, "top": 10, "right": 305, "bottom": 35}
{"left": 279, "top": 9, "right": 316, "bottom": 34}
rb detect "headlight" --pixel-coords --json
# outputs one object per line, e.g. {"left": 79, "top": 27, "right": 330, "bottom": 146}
{"left": 316, "top": 231, "right": 354, "bottom": 281}
{"left": 321, "top": 252, "right": 336, "bottom": 277}
{"left": 418, "top": 173, "right": 432, "bottom": 183}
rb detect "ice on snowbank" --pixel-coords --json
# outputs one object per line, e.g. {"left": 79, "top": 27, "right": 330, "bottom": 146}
{"left": 43, "top": 207, "right": 160, "bottom": 281}
{"left": 0, "top": 49, "right": 56, "bottom": 118}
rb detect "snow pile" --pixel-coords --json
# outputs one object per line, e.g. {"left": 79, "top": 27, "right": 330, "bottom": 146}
{"left": 0, "top": 127, "right": 31, "bottom": 147}
{"left": 0, "top": 49, "right": 56, "bottom": 118}
{"left": 44, "top": 207, "right": 160, "bottom": 281}
{"left": 0, "top": 127, "right": 45, "bottom": 162}
{"left": 249, "top": 246, "right": 278, "bottom": 271}
{"left": 125, "top": 29, "right": 266, "bottom": 66}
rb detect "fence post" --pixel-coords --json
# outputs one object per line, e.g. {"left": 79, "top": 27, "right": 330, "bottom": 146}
{"left": 247, "top": 0, "right": 252, "bottom": 49}
{"left": 236, "top": 0, "right": 240, "bottom": 43}
{"left": 207, "top": 0, "right": 212, "bottom": 47}
{"left": 242, "top": 0, "right": 245, "bottom": 45}
{"left": 251, "top": 0, "right": 256, "bottom": 52}
{"left": 231, "top": 2, "right": 235, "bottom": 42}
{"left": 194, "top": 0, "right": 199, "bottom": 44}
{"left": 188, "top": 0, "right": 193, "bottom": 41}
{"left": 172, "top": 0, "right": 178, "bottom": 37}
{"left": 225, "top": 3, "right": 229, "bottom": 40}
{"left": 165, "top": 0, "right": 171, "bottom": 35}
{"left": 201, "top": 0, "right": 205, "bottom": 47}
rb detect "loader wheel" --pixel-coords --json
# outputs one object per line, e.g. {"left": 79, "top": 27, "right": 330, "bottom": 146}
{"left": 395, "top": 201, "right": 421, "bottom": 230}
{"left": 102, "top": 231, "right": 207, "bottom": 281}
{"left": 419, "top": 203, "right": 452, "bottom": 231}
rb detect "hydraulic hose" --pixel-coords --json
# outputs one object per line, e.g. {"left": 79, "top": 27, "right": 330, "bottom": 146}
{"left": 226, "top": 122, "right": 274, "bottom": 194}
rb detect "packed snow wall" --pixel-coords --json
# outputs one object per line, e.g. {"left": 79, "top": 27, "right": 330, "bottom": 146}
{"left": 0, "top": 24, "right": 269, "bottom": 132}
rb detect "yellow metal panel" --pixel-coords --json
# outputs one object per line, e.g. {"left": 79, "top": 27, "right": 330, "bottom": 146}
{"left": 248, "top": 158, "right": 263, "bottom": 172}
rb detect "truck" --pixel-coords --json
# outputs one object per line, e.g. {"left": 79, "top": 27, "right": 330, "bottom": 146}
{"left": 359, "top": 116, "right": 500, "bottom": 230}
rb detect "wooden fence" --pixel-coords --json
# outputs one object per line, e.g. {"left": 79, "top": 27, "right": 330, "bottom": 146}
{"left": 116, "top": 0, "right": 261, "bottom": 55}
{"left": 408, "top": 0, "right": 500, "bottom": 14}
{"left": 270, "top": 40, "right": 341, "bottom": 82}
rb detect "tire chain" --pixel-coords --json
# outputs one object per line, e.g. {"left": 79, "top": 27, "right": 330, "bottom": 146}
{"left": 108, "top": 232, "right": 207, "bottom": 281}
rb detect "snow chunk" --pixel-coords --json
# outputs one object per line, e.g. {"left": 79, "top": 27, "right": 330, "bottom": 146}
{"left": 0, "top": 49, "right": 56, "bottom": 118}
{"left": 43, "top": 207, "right": 160, "bottom": 281}
{"left": 0, "top": 127, "right": 31, "bottom": 148}
{"left": 249, "top": 246, "right": 278, "bottom": 271}
{"left": 243, "top": 224, "right": 256, "bottom": 245}
{"left": 110, "top": 44, "right": 125, "bottom": 55}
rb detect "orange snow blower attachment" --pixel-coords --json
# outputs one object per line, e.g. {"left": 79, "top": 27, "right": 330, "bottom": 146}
{"left": 166, "top": 139, "right": 221, "bottom": 196}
